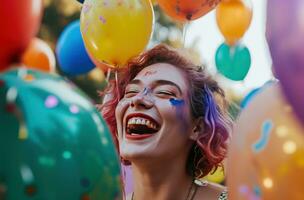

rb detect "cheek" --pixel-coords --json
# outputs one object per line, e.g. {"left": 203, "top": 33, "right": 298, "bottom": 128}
{"left": 158, "top": 100, "right": 191, "bottom": 124}
{"left": 115, "top": 99, "right": 130, "bottom": 127}
{"left": 171, "top": 99, "right": 191, "bottom": 117}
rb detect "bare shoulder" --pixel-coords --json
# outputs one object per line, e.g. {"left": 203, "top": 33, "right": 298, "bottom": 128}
{"left": 194, "top": 180, "right": 227, "bottom": 200}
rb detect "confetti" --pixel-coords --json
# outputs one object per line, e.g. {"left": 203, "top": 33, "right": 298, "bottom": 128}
{"left": 69, "top": 105, "right": 79, "bottom": 114}
{"left": 99, "top": 15, "right": 106, "bottom": 24}
{"left": 45, "top": 95, "right": 58, "bottom": 108}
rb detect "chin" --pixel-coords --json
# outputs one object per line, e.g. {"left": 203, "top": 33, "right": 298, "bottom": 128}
{"left": 120, "top": 152, "right": 144, "bottom": 163}
{"left": 119, "top": 145, "right": 157, "bottom": 162}
{"left": 120, "top": 146, "right": 144, "bottom": 160}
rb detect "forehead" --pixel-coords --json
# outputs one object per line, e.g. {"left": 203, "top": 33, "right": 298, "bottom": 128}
{"left": 132, "top": 63, "right": 189, "bottom": 89}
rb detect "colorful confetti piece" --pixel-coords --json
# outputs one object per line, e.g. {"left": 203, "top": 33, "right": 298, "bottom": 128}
{"left": 45, "top": 95, "right": 58, "bottom": 108}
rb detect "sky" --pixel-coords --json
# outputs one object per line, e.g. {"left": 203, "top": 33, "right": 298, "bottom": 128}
{"left": 186, "top": 0, "right": 273, "bottom": 94}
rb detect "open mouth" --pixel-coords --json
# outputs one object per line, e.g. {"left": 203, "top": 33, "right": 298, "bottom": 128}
{"left": 125, "top": 114, "right": 160, "bottom": 140}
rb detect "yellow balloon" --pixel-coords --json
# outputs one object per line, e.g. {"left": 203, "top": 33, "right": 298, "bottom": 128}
{"left": 227, "top": 83, "right": 304, "bottom": 199}
{"left": 80, "top": 0, "right": 154, "bottom": 68}
{"left": 216, "top": 0, "right": 252, "bottom": 45}
{"left": 203, "top": 165, "right": 225, "bottom": 184}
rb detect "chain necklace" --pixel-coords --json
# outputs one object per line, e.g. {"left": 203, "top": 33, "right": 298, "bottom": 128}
{"left": 131, "top": 180, "right": 198, "bottom": 200}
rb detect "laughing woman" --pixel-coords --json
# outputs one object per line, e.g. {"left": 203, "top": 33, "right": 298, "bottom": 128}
{"left": 101, "top": 44, "right": 232, "bottom": 200}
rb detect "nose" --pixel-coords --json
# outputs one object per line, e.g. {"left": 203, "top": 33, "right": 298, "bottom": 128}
{"left": 130, "top": 91, "right": 154, "bottom": 109}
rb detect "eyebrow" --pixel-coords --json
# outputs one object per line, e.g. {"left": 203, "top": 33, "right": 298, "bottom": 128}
{"left": 128, "top": 79, "right": 183, "bottom": 94}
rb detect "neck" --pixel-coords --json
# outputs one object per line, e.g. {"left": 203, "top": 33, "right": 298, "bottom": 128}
{"left": 130, "top": 156, "right": 193, "bottom": 200}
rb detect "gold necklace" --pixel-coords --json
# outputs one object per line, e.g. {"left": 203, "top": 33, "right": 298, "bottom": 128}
{"left": 131, "top": 180, "right": 197, "bottom": 200}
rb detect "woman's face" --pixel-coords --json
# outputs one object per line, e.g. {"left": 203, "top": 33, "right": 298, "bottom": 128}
{"left": 115, "top": 63, "right": 195, "bottom": 162}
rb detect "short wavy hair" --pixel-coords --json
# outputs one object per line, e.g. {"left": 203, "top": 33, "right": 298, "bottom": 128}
{"left": 100, "top": 44, "right": 233, "bottom": 178}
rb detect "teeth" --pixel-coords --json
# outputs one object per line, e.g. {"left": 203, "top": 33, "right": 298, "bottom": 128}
{"left": 130, "top": 133, "right": 140, "bottom": 136}
{"left": 127, "top": 117, "right": 158, "bottom": 129}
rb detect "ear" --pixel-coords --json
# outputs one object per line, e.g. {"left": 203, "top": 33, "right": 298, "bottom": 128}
{"left": 189, "top": 117, "right": 204, "bottom": 141}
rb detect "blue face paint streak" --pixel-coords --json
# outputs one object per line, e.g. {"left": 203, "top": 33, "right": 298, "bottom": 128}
{"left": 143, "top": 87, "right": 149, "bottom": 95}
{"left": 252, "top": 120, "right": 273, "bottom": 153}
{"left": 169, "top": 98, "right": 187, "bottom": 134}
{"left": 169, "top": 98, "right": 185, "bottom": 106}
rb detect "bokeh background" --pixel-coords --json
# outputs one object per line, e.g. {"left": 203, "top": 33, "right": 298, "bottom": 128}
{"left": 38, "top": 0, "right": 271, "bottom": 111}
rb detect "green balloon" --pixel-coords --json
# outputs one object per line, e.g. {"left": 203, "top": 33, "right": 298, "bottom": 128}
{"left": 215, "top": 43, "right": 251, "bottom": 81}
{"left": 0, "top": 69, "right": 121, "bottom": 200}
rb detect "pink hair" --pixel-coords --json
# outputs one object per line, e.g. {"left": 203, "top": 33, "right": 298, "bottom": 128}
{"left": 99, "top": 44, "right": 233, "bottom": 178}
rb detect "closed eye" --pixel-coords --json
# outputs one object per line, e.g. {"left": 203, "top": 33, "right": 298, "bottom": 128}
{"left": 156, "top": 91, "right": 176, "bottom": 98}
{"left": 124, "top": 90, "right": 139, "bottom": 98}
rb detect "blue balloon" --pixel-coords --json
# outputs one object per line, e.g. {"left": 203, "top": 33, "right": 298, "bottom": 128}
{"left": 56, "top": 20, "right": 95, "bottom": 76}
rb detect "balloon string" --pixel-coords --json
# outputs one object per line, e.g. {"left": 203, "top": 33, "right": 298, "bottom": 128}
{"left": 115, "top": 69, "right": 120, "bottom": 100}
{"left": 106, "top": 68, "right": 112, "bottom": 83}
{"left": 182, "top": 22, "right": 189, "bottom": 48}
{"left": 229, "top": 45, "right": 236, "bottom": 58}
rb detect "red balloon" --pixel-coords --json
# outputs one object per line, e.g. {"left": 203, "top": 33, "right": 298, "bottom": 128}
{"left": 0, "top": 0, "right": 43, "bottom": 71}
{"left": 157, "top": 0, "right": 221, "bottom": 22}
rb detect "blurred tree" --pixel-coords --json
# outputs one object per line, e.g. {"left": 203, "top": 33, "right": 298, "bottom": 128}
{"left": 38, "top": 0, "right": 81, "bottom": 46}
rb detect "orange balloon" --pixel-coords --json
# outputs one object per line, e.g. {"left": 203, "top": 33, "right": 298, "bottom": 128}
{"left": 227, "top": 83, "right": 304, "bottom": 199}
{"left": 216, "top": 0, "right": 252, "bottom": 45}
{"left": 157, "top": 0, "right": 222, "bottom": 22}
{"left": 21, "top": 38, "right": 56, "bottom": 73}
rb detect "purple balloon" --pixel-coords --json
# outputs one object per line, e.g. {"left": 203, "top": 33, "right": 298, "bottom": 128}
{"left": 266, "top": 0, "right": 304, "bottom": 125}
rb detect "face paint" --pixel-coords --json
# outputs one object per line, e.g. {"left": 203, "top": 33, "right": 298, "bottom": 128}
{"left": 137, "top": 87, "right": 154, "bottom": 104}
{"left": 169, "top": 98, "right": 188, "bottom": 134}
{"left": 143, "top": 70, "right": 157, "bottom": 76}
{"left": 116, "top": 63, "right": 193, "bottom": 161}
{"left": 169, "top": 98, "right": 185, "bottom": 106}
{"left": 123, "top": 87, "right": 155, "bottom": 108}
{"left": 142, "top": 87, "right": 149, "bottom": 95}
